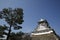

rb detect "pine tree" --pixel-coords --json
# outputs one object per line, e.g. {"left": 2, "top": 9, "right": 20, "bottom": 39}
{"left": 0, "top": 8, "right": 24, "bottom": 40}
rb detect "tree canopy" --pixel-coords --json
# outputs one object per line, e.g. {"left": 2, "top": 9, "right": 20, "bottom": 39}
{"left": 0, "top": 8, "right": 24, "bottom": 40}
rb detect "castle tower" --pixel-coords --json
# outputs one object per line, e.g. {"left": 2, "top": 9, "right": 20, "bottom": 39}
{"left": 31, "top": 19, "right": 59, "bottom": 40}
{"left": 35, "top": 19, "right": 51, "bottom": 32}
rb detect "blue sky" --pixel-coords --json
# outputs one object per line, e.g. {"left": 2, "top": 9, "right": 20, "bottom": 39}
{"left": 0, "top": 0, "right": 60, "bottom": 35}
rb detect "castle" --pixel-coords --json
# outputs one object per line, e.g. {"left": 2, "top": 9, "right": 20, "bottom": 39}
{"left": 31, "top": 19, "right": 60, "bottom": 40}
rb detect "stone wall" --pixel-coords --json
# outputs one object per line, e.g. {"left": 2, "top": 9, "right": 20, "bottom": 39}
{"left": 31, "top": 33, "right": 59, "bottom": 40}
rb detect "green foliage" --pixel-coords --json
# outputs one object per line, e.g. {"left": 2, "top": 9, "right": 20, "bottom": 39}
{"left": 0, "top": 25, "right": 8, "bottom": 37}
{"left": 9, "top": 31, "right": 24, "bottom": 40}
{"left": 0, "top": 8, "right": 24, "bottom": 30}
{"left": 0, "top": 25, "right": 8, "bottom": 31}
{"left": 0, "top": 8, "right": 24, "bottom": 40}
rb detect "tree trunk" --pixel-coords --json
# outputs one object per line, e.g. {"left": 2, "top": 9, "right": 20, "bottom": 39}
{"left": 6, "top": 24, "right": 12, "bottom": 40}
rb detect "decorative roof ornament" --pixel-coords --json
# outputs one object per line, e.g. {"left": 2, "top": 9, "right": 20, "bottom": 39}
{"left": 38, "top": 18, "right": 48, "bottom": 24}
{"left": 39, "top": 18, "right": 46, "bottom": 22}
